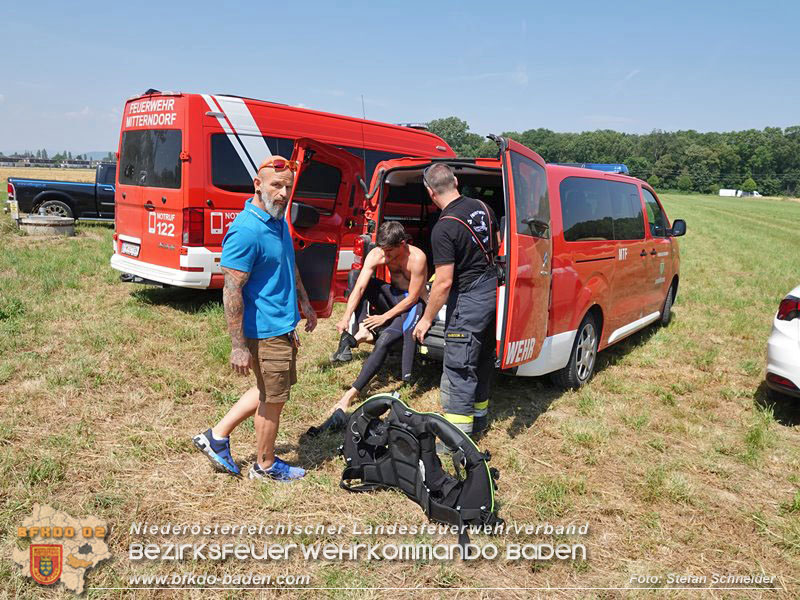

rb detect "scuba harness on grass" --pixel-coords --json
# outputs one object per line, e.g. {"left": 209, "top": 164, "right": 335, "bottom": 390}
{"left": 339, "top": 393, "right": 502, "bottom": 544}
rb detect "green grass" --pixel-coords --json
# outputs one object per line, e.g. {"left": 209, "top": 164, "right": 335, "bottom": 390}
{"left": 0, "top": 193, "right": 798, "bottom": 595}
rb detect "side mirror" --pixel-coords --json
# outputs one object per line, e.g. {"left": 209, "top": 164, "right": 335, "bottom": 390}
{"left": 290, "top": 202, "right": 320, "bottom": 229}
{"left": 669, "top": 219, "right": 686, "bottom": 237}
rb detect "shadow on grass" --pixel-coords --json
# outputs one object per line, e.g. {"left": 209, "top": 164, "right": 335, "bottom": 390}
{"left": 131, "top": 286, "right": 222, "bottom": 314}
{"left": 304, "top": 320, "right": 672, "bottom": 454}
{"left": 755, "top": 381, "right": 800, "bottom": 427}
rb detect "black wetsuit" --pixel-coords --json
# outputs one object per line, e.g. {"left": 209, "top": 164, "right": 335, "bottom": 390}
{"left": 350, "top": 278, "right": 424, "bottom": 391}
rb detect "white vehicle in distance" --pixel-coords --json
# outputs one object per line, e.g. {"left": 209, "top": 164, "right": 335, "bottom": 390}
{"left": 766, "top": 284, "right": 800, "bottom": 398}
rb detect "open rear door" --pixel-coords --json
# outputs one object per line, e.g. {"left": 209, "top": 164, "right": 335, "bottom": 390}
{"left": 496, "top": 137, "right": 552, "bottom": 368}
{"left": 288, "top": 138, "right": 364, "bottom": 319}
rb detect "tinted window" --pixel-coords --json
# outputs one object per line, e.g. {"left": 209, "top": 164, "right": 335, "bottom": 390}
{"left": 560, "top": 178, "right": 614, "bottom": 241}
{"left": 510, "top": 151, "right": 549, "bottom": 238}
{"left": 211, "top": 134, "right": 401, "bottom": 196}
{"left": 642, "top": 188, "right": 668, "bottom": 237}
{"left": 294, "top": 160, "right": 341, "bottom": 199}
{"left": 99, "top": 164, "right": 116, "bottom": 185}
{"left": 560, "top": 177, "right": 645, "bottom": 241}
{"left": 610, "top": 185, "right": 645, "bottom": 240}
{"left": 119, "top": 130, "right": 181, "bottom": 189}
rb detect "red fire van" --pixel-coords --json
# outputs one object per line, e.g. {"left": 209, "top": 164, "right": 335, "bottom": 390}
{"left": 110, "top": 90, "right": 455, "bottom": 315}
{"left": 336, "top": 135, "right": 686, "bottom": 387}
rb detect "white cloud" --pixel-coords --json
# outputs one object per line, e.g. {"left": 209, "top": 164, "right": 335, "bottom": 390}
{"left": 293, "top": 102, "right": 308, "bottom": 108}
{"left": 0, "top": 94, "right": 5, "bottom": 103}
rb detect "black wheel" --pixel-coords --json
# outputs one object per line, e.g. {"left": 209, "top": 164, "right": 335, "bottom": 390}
{"left": 38, "top": 199, "right": 73, "bottom": 218}
{"left": 552, "top": 313, "right": 598, "bottom": 390}
{"left": 660, "top": 283, "right": 675, "bottom": 326}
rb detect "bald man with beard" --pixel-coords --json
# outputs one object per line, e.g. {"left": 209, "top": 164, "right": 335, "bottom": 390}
{"left": 193, "top": 156, "right": 317, "bottom": 481}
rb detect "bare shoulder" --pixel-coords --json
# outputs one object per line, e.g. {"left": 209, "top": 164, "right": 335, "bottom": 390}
{"left": 365, "top": 246, "right": 386, "bottom": 266}
{"left": 407, "top": 245, "right": 428, "bottom": 272}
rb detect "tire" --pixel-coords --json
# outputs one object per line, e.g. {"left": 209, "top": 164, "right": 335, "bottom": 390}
{"left": 552, "top": 313, "right": 599, "bottom": 390}
{"left": 38, "top": 199, "right": 73, "bottom": 218}
{"left": 660, "top": 283, "right": 675, "bottom": 326}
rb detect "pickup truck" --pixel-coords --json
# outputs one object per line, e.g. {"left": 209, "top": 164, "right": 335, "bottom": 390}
{"left": 6, "top": 162, "right": 117, "bottom": 221}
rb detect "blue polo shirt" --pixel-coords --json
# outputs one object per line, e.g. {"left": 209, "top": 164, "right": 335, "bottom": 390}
{"left": 220, "top": 199, "right": 299, "bottom": 339}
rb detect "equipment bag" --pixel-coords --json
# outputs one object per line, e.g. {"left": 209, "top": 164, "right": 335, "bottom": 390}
{"left": 339, "top": 393, "right": 501, "bottom": 537}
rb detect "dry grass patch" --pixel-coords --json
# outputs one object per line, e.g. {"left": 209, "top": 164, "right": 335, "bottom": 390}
{"left": 0, "top": 193, "right": 798, "bottom": 597}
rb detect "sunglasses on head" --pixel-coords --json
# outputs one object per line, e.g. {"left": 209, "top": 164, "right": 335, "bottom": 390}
{"left": 258, "top": 158, "right": 299, "bottom": 173}
{"left": 422, "top": 165, "right": 433, "bottom": 187}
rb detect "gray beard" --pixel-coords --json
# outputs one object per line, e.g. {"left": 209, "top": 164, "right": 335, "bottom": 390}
{"left": 265, "top": 198, "right": 286, "bottom": 220}
{"left": 259, "top": 192, "right": 286, "bottom": 219}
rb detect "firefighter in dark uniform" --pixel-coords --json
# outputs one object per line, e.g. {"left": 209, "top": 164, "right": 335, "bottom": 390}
{"left": 413, "top": 163, "right": 500, "bottom": 438}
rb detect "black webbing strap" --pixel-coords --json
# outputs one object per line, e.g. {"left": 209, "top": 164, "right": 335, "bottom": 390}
{"left": 439, "top": 199, "right": 497, "bottom": 266}
{"left": 339, "top": 467, "right": 387, "bottom": 493}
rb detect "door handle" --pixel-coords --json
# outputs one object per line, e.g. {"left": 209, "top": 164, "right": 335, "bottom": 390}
{"left": 640, "top": 249, "right": 647, "bottom": 257}
{"left": 650, "top": 249, "right": 657, "bottom": 256}
{"left": 144, "top": 202, "right": 155, "bottom": 211}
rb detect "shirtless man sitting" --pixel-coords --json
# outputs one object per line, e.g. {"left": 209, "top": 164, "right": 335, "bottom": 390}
{"left": 328, "top": 221, "right": 428, "bottom": 415}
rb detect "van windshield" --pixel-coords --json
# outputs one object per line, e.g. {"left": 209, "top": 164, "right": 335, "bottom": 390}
{"left": 119, "top": 129, "right": 182, "bottom": 189}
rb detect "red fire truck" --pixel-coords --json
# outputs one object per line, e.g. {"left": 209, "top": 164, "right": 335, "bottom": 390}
{"left": 341, "top": 136, "right": 686, "bottom": 387}
{"left": 110, "top": 90, "right": 454, "bottom": 316}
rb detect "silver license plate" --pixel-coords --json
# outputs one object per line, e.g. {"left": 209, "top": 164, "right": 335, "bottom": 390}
{"left": 120, "top": 241, "right": 140, "bottom": 257}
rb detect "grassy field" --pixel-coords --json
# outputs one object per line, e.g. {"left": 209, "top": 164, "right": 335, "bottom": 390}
{"left": 1, "top": 166, "right": 97, "bottom": 186}
{"left": 0, "top": 193, "right": 798, "bottom": 598}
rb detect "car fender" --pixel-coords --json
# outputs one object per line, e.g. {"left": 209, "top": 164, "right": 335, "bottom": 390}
{"left": 569, "top": 274, "right": 609, "bottom": 338}
{"left": 32, "top": 190, "right": 75, "bottom": 213}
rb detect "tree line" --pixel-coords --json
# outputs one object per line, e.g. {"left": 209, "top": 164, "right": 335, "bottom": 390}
{"left": 0, "top": 150, "right": 115, "bottom": 162}
{"left": 427, "top": 117, "right": 800, "bottom": 196}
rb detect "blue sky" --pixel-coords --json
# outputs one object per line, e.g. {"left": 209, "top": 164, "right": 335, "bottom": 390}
{"left": 2, "top": 1, "right": 798, "bottom": 153}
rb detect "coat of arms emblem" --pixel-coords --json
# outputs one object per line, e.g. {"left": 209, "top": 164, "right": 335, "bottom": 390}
{"left": 30, "top": 544, "right": 62, "bottom": 585}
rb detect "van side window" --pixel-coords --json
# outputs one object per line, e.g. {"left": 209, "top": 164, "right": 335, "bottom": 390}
{"left": 560, "top": 177, "right": 613, "bottom": 241}
{"left": 642, "top": 188, "right": 668, "bottom": 237}
{"left": 211, "top": 134, "right": 398, "bottom": 202}
{"left": 119, "top": 130, "right": 181, "bottom": 189}
{"left": 611, "top": 187, "right": 645, "bottom": 240}
{"left": 560, "top": 177, "right": 643, "bottom": 241}
{"left": 510, "top": 152, "right": 549, "bottom": 238}
{"left": 211, "top": 134, "right": 296, "bottom": 194}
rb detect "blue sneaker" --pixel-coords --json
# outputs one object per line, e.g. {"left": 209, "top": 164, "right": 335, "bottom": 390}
{"left": 248, "top": 457, "right": 305, "bottom": 481}
{"left": 192, "top": 429, "right": 240, "bottom": 476}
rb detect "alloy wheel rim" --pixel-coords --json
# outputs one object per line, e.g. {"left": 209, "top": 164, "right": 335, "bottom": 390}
{"left": 575, "top": 323, "right": 596, "bottom": 381}
{"left": 42, "top": 204, "right": 69, "bottom": 217}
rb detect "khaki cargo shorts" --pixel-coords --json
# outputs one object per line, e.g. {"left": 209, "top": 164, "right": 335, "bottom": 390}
{"left": 247, "top": 333, "right": 298, "bottom": 404}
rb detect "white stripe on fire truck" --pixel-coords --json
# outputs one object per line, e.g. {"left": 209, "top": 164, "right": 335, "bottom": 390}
{"left": 212, "top": 95, "right": 272, "bottom": 169}
{"left": 201, "top": 94, "right": 257, "bottom": 179}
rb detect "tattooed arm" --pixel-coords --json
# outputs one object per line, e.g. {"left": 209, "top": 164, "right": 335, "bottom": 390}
{"left": 295, "top": 264, "right": 317, "bottom": 332}
{"left": 222, "top": 266, "right": 252, "bottom": 375}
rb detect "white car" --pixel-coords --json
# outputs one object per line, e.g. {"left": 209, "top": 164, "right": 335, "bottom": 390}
{"left": 766, "top": 285, "right": 800, "bottom": 398}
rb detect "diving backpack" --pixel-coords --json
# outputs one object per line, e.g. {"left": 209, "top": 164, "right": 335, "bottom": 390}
{"left": 339, "top": 393, "right": 502, "bottom": 535}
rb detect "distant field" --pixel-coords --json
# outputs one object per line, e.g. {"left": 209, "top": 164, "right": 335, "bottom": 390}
{"left": 0, "top": 193, "right": 797, "bottom": 597}
{"left": 1, "top": 166, "right": 96, "bottom": 186}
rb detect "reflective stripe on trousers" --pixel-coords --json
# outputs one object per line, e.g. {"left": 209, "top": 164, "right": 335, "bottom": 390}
{"left": 440, "top": 270, "right": 497, "bottom": 430}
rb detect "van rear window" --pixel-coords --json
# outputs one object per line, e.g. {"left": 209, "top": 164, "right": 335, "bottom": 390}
{"left": 560, "top": 177, "right": 644, "bottom": 242}
{"left": 119, "top": 130, "right": 182, "bottom": 189}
